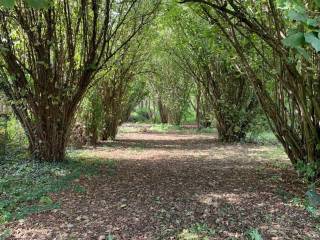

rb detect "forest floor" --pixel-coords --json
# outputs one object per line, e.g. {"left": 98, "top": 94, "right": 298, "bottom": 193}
{"left": 3, "top": 124, "right": 320, "bottom": 240}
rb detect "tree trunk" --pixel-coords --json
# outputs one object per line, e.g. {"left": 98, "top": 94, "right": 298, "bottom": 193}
{"left": 101, "top": 118, "right": 119, "bottom": 141}
{"left": 158, "top": 98, "right": 168, "bottom": 124}
{"left": 196, "top": 87, "right": 201, "bottom": 129}
{"left": 27, "top": 114, "right": 70, "bottom": 161}
{"left": 216, "top": 123, "right": 246, "bottom": 142}
{"left": 168, "top": 111, "right": 182, "bottom": 126}
{"left": 89, "top": 127, "right": 98, "bottom": 147}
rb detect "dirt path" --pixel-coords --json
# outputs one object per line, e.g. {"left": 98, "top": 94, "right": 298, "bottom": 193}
{"left": 6, "top": 127, "right": 320, "bottom": 239}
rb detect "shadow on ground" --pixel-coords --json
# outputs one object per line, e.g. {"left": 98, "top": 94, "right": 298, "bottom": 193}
{"left": 5, "top": 131, "right": 319, "bottom": 240}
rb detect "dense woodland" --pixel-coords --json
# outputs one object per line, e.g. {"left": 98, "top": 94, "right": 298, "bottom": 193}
{"left": 1, "top": 0, "right": 320, "bottom": 239}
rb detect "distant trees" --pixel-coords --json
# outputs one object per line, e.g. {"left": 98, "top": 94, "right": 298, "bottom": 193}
{"left": 157, "top": 4, "right": 257, "bottom": 141}
{"left": 78, "top": 87, "right": 103, "bottom": 146}
{"left": 0, "top": 0, "right": 158, "bottom": 161}
{"left": 99, "top": 42, "right": 148, "bottom": 140}
{"left": 148, "top": 56, "right": 193, "bottom": 126}
{"left": 75, "top": 33, "right": 149, "bottom": 144}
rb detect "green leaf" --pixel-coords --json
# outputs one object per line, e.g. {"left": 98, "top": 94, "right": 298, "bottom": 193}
{"left": 315, "top": 0, "right": 320, "bottom": 8}
{"left": 306, "top": 186, "right": 320, "bottom": 207}
{"left": 304, "top": 32, "right": 320, "bottom": 52}
{"left": 282, "top": 32, "right": 305, "bottom": 48}
{"left": 287, "top": 10, "right": 307, "bottom": 22}
{"left": 306, "top": 18, "right": 319, "bottom": 27}
{"left": 0, "top": 0, "right": 15, "bottom": 8}
{"left": 25, "top": 0, "right": 50, "bottom": 9}
{"left": 39, "top": 196, "right": 53, "bottom": 205}
{"left": 296, "top": 47, "right": 310, "bottom": 60}
{"left": 107, "top": 234, "right": 114, "bottom": 240}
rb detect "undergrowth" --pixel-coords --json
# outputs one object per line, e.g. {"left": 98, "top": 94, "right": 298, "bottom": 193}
{"left": 0, "top": 149, "right": 113, "bottom": 226}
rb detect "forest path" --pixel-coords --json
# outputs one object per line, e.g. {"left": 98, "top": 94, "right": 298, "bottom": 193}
{"left": 7, "top": 125, "right": 319, "bottom": 239}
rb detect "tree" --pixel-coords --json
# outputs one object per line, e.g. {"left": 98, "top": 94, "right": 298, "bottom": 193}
{"left": 183, "top": 0, "right": 320, "bottom": 178}
{"left": 146, "top": 9, "right": 194, "bottom": 126}
{"left": 99, "top": 38, "right": 148, "bottom": 140}
{"left": 78, "top": 87, "right": 103, "bottom": 146}
{"left": 0, "top": 0, "right": 159, "bottom": 161}
{"left": 148, "top": 56, "right": 193, "bottom": 125}
{"left": 160, "top": 3, "right": 257, "bottom": 141}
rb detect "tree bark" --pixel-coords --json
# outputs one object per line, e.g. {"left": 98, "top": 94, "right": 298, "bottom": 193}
{"left": 101, "top": 116, "right": 119, "bottom": 141}
{"left": 25, "top": 110, "right": 72, "bottom": 161}
{"left": 158, "top": 97, "right": 169, "bottom": 124}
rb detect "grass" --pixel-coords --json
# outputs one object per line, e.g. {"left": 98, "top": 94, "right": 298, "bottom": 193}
{"left": 0, "top": 148, "right": 114, "bottom": 225}
{"left": 246, "top": 131, "right": 279, "bottom": 145}
{"left": 120, "top": 123, "right": 279, "bottom": 146}
{"left": 149, "top": 124, "right": 216, "bottom": 134}
{"left": 149, "top": 124, "right": 183, "bottom": 132}
{"left": 246, "top": 228, "right": 263, "bottom": 240}
{"left": 177, "top": 223, "right": 216, "bottom": 240}
{"left": 256, "top": 146, "right": 291, "bottom": 170}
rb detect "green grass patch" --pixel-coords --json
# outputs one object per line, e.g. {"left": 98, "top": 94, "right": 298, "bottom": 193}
{"left": 150, "top": 124, "right": 183, "bottom": 132}
{"left": 246, "top": 131, "right": 279, "bottom": 145}
{"left": 178, "top": 223, "right": 216, "bottom": 240}
{"left": 0, "top": 228, "right": 11, "bottom": 240}
{"left": 246, "top": 228, "right": 263, "bottom": 240}
{"left": 0, "top": 150, "right": 112, "bottom": 225}
{"left": 149, "top": 124, "right": 215, "bottom": 134}
{"left": 253, "top": 146, "right": 288, "bottom": 167}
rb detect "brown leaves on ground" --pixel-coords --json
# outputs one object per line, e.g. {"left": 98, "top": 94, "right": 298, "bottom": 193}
{"left": 4, "top": 125, "right": 320, "bottom": 239}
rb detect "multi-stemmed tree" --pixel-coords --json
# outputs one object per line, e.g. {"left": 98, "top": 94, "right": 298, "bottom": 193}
{"left": 99, "top": 42, "right": 147, "bottom": 140}
{"left": 159, "top": 4, "right": 257, "bottom": 141}
{"left": 183, "top": 0, "right": 320, "bottom": 178}
{"left": 0, "top": 0, "right": 159, "bottom": 161}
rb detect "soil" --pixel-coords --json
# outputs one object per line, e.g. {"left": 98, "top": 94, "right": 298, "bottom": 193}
{"left": 5, "top": 125, "right": 320, "bottom": 239}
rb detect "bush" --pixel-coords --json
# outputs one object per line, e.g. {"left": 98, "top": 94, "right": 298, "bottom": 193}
{"left": 6, "top": 116, "right": 28, "bottom": 146}
{"left": 0, "top": 116, "right": 28, "bottom": 159}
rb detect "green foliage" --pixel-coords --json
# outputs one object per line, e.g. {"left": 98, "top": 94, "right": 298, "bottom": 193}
{"left": 39, "top": 196, "right": 53, "bottom": 205}
{"left": 0, "top": 0, "right": 50, "bottom": 9}
{"left": 145, "top": 5, "right": 195, "bottom": 126}
{"left": 246, "top": 131, "right": 279, "bottom": 145}
{"left": 149, "top": 123, "right": 215, "bottom": 134}
{"left": 246, "top": 228, "right": 263, "bottom": 240}
{"left": 306, "top": 186, "right": 320, "bottom": 209}
{"left": 295, "top": 160, "right": 319, "bottom": 181}
{"left": 6, "top": 116, "right": 28, "bottom": 147}
{"left": 129, "top": 107, "right": 151, "bottom": 123}
{"left": 0, "top": 229, "right": 11, "bottom": 240}
{"left": 0, "top": 152, "right": 107, "bottom": 224}
{"left": 0, "top": 0, "right": 158, "bottom": 161}
{"left": 150, "top": 124, "right": 182, "bottom": 132}
{"left": 73, "top": 185, "right": 86, "bottom": 193}
{"left": 78, "top": 87, "right": 103, "bottom": 144}
{"left": 178, "top": 223, "right": 215, "bottom": 240}
{"left": 281, "top": 2, "right": 320, "bottom": 55}
{"left": 0, "top": 0, "right": 14, "bottom": 8}
{"left": 289, "top": 188, "right": 320, "bottom": 219}
{"left": 107, "top": 234, "right": 115, "bottom": 240}
{"left": 282, "top": 32, "right": 305, "bottom": 48}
